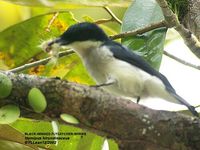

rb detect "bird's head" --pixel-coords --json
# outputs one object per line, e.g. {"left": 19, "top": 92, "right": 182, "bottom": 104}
{"left": 45, "top": 22, "right": 109, "bottom": 52}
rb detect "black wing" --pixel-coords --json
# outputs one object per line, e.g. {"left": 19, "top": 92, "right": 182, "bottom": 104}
{"left": 102, "top": 40, "right": 175, "bottom": 93}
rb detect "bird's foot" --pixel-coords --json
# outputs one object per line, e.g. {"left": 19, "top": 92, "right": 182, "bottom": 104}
{"left": 90, "top": 79, "right": 116, "bottom": 88}
{"left": 137, "top": 96, "right": 140, "bottom": 104}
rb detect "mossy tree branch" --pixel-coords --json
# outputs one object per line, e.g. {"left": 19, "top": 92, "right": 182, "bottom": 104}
{"left": 1, "top": 72, "right": 200, "bottom": 150}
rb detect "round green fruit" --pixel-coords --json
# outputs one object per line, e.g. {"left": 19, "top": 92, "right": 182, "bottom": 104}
{"left": 0, "top": 73, "right": 12, "bottom": 99}
{"left": 0, "top": 105, "right": 20, "bottom": 124}
{"left": 60, "top": 113, "right": 79, "bottom": 124}
{"left": 28, "top": 87, "right": 47, "bottom": 113}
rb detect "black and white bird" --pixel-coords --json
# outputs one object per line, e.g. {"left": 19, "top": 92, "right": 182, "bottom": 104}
{"left": 44, "top": 22, "right": 198, "bottom": 117}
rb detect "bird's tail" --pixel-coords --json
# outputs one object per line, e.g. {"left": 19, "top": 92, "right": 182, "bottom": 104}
{"left": 169, "top": 92, "right": 199, "bottom": 117}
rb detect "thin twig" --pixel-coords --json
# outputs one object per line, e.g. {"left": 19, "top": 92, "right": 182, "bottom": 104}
{"left": 155, "top": 0, "right": 200, "bottom": 59}
{"left": 110, "top": 20, "right": 167, "bottom": 40}
{"left": 95, "top": 18, "right": 112, "bottom": 24}
{"left": 45, "top": 12, "right": 59, "bottom": 32}
{"left": 164, "top": 50, "right": 200, "bottom": 70}
{"left": 195, "top": 105, "right": 200, "bottom": 108}
{"left": 9, "top": 50, "right": 74, "bottom": 73}
{"left": 103, "top": 6, "right": 122, "bottom": 25}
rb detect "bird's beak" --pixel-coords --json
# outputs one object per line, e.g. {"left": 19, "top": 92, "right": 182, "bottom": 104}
{"left": 49, "top": 37, "right": 68, "bottom": 46}
{"left": 45, "top": 37, "right": 69, "bottom": 52}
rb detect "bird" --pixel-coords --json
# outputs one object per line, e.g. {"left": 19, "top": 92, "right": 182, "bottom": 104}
{"left": 44, "top": 22, "right": 199, "bottom": 117}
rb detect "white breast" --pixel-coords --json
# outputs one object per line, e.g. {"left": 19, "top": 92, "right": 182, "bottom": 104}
{"left": 82, "top": 45, "right": 147, "bottom": 98}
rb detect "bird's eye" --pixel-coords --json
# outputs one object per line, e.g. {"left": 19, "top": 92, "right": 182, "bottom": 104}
{"left": 45, "top": 46, "right": 52, "bottom": 53}
{"left": 44, "top": 41, "right": 56, "bottom": 52}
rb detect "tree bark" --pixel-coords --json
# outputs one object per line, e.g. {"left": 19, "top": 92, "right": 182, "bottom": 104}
{"left": 182, "top": 0, "right": 200, "bottom": 41}
{"left": 0, "top": 72, "right": 200, "bottom": 150}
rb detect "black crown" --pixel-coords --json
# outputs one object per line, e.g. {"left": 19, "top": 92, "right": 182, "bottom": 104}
{"left": 60, "top": 22, "right": 109, "bottom": 44}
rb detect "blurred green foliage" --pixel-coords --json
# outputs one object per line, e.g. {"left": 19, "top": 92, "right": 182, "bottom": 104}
{"left": 2, "top": 0, "right": 131, "bottom": 7}
{"left": 9, "top": 119, "right": 107, "bottom": 150}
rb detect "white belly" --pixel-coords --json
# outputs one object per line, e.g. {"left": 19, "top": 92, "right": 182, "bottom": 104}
{"left": 85, "top": 57, "right": 146, "bottom": 98}
{"left": 84, "top": 57, "right": 179, "bottom": 104}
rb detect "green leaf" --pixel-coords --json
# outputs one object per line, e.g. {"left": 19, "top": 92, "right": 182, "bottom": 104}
{"left": 57, "top": 125, "right": 104, "bottom": 150}
{"left": 2, "top": 0, "right": 131, "bottom": 7}
{"left": 121, "top": 0, "right": 167, "bottom": 70}
{"left": 42, "top": 53, "right": 95, "bottom": 85}
{"left": 108, "top": 139, "right": 118, "bottom": 150}
{"left": 76, "top": 134, "right": 104, "bottom": 150}
{"left": 0, "top": 124, "right": 38, "bottom": 150}
{"left": 11, "top": 118, "right": 105, "bottom": 150}
{"left": 0, "top": 12, "right": 77, "bottom": 68}
{"left": 11, "top": 118, "right": 57, "bottom": 149}
{"left": 0, "top": 140, "right": 34, "bottom": 150}
{"left": 0, "top": 105, "right": 20, "bottom": 124}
